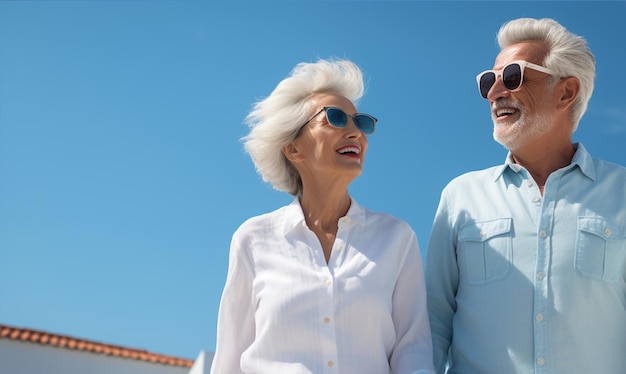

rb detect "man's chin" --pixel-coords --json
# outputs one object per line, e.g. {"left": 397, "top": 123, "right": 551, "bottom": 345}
{"left": 493, "top": 132, "right": 518, "bottom": 150}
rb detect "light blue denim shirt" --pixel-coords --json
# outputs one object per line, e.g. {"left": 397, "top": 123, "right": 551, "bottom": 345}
{"left": 426, "top": 143, "right": 626, "bottom": 373}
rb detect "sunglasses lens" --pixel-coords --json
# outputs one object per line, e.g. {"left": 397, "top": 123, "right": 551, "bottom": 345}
{"left": 502, "top": 63, "right": 522, "bottom": 91}
{"left": 325, "top": 107, "right": 376, "bottom": 134}
{"left": 479, "top": 72, "right": 496, "bottom": 99}
{"left": 354, "top": 115, "right": 376, "bottom": 134}
{"left": 326, "top": 108, "right": 347, "bottom": 128}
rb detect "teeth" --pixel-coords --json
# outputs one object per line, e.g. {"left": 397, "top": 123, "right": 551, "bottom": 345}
{"left": 338, "top": 146, "right": 360, "bottom": 155}
{"left": 496, "top": 108, "right": 515, "bottom": 117}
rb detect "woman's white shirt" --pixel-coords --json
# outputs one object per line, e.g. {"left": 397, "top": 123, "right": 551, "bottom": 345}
{"left": 210, "top": 198, "right": 434, "bottom": 374}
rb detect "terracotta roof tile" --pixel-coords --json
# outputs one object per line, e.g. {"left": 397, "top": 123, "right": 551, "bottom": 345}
{"left": 0, "top": 324, "right": 194, "bottom": 368}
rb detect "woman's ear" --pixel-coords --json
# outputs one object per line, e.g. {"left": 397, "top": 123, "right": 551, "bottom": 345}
{"left": 556, "top": 76, "right": 580, "bottom": 111}
{"left": 282, "top": 142, "right": 303, "bottom": 163}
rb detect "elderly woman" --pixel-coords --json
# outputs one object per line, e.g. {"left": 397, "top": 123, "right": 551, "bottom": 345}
{"left": 210, "top": 59, "right": 434, "bottom": 374}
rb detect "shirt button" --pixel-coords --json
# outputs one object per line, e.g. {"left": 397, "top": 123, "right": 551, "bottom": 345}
{"left": 537, "top": 272, "right": 545, "bottom": 280}
{"left": 323, "top": 317, "right": 330, "bottom": 324}
{"left": 526, "top": 180, "right": 533, "bottom": 187}
{"left": 539, "top": 230, "right": 547, "bottom": 237}
{"left": 605, "top": 228, "right": 612, "bottom": 237}
{"left": 325, "top": 280, "right": 332, "bottom": 287}
{"left": 536, "top": 313, "right": 544, "bottom": 321}
{"left": 537, "top": 357, "right": 545, "bottom": 366}
{"left": 480, "top": 230, "right": 486, "bottom": 237}
{"left": 327, "top": 361, "right": 334, "bottom": 367}
{"left": 532, "top": 197, "right": 541, "bottom": 203}
{"left": 336, "top": 245, "right": 344, "bottom": 251}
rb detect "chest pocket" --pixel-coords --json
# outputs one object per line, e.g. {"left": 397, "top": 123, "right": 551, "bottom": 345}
{"left": 458, "top": 218, "right": 513, "bottom": 285}
{"left": 576, "top": 217, "right": 626, "bottom": 284}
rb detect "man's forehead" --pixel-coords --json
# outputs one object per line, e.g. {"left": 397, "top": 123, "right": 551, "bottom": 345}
{"left": 493, "top": 41, "right": 548, "bottom": 69}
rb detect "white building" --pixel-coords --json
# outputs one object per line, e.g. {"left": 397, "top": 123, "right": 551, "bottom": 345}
{"left": 0, "top": 323, "right": 213, "bottom": 374}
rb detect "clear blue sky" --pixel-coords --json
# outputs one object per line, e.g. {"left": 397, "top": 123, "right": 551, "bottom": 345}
{"left": 1, "top": 1, "right": 625, "bottom": 361}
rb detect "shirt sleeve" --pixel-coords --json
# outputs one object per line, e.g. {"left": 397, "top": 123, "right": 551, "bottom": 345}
{"left": 390, "top": 228, "right": 435, "bottom": 374}
{"left": 210, "top": 231, "right": 256, "bottom": 374}
{"left": 425, "top": 188, "right": 459, "bottom": 373}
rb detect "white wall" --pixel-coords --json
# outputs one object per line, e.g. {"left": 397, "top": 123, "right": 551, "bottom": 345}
{"left": 0, "top": 339, "right": 189, "bottom": 374}
{"left": 188, "top": 351, "right": 214, "bottom": 374}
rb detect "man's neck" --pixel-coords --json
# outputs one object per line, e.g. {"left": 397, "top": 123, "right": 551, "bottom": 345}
{"left": 510, "top": 142, "right": 576, "bottom": 193}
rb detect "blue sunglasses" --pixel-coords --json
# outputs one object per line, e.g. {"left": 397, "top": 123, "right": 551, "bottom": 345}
{"left": 301, "top": 107, "right": 377, "bottom": 134}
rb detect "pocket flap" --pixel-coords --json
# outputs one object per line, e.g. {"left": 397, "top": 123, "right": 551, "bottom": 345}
{"left": 459, "top": 218, "right": 512, "bottom": 242}
{"left": 578, "top": 217, "right": 625, "bottom": 240}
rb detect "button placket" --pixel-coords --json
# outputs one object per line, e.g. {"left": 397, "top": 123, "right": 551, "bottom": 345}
{"left": 533, "top": 176, "right": 560, "bottom": 374}
{"left": 320, "top": 267, "right": 338, "bottom": 372}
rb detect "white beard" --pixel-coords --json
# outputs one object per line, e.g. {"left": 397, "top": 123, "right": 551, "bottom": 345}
{"left": 492, "top": 101, "right": 553, "bottom": 151}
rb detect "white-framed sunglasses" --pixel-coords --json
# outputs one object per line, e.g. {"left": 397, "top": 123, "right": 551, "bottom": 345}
{"left": 476, "top": 60, "right": 559, "bottom": 99}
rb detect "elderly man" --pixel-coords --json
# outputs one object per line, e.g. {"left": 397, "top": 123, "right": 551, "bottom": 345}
{"left": 426, "top": 18, "right": 626, "bottom": 373}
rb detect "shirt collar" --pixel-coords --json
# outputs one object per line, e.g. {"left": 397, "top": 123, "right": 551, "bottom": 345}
{"left": 282, "top": 197, "right": 367, "bottom": 235}
{"left": 570, "top": 142, "right": 596, "bottom": 181}
{"left": 494, "top": 142, "right": 596, "bottom": 181}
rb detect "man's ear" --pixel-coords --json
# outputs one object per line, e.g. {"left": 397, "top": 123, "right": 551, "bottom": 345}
{"left": 556, "top": 76, "right": 580, "bottom": 111}
{"left": 282, "top": 142, "right": 303, "bottom": 163}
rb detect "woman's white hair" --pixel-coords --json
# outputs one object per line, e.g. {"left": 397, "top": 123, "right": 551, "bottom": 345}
{"left": 242, "top": 58, "right": 365, "bottom": 196}
{"left": 497, "top": 18, "right": 595, "bottom": 131}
